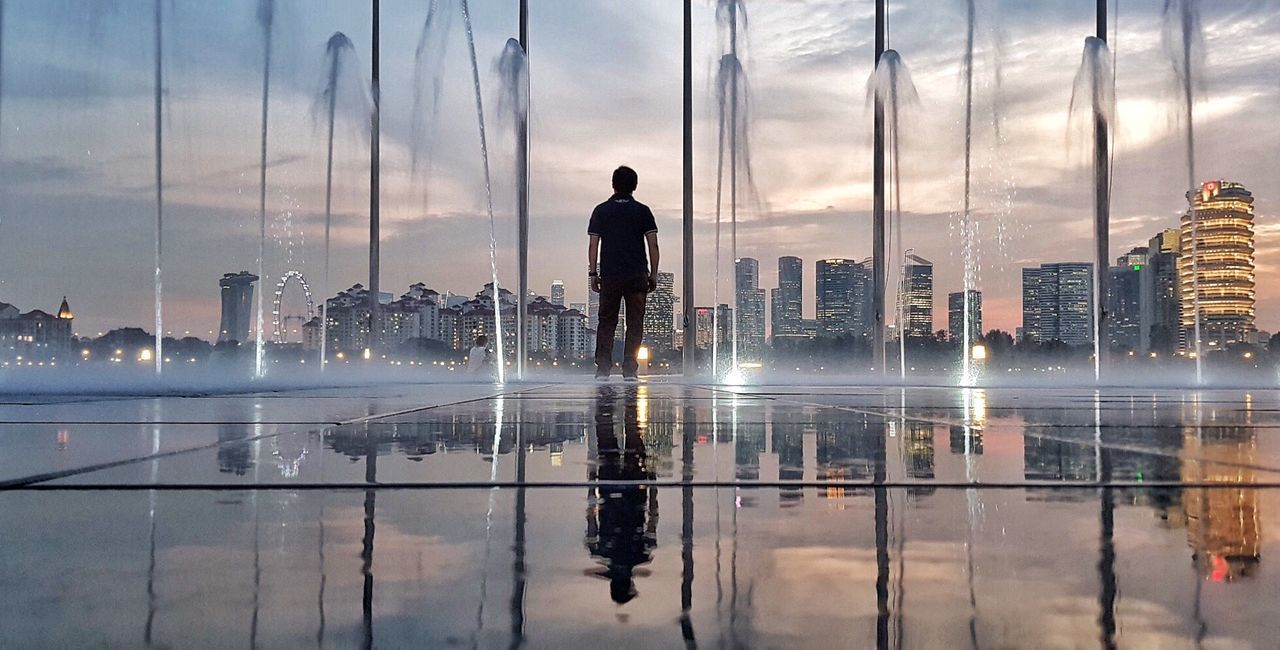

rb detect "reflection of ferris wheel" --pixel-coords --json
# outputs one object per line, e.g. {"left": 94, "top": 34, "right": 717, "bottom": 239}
{"left": 272, "top": 270, "right": 315, "bottom": 342}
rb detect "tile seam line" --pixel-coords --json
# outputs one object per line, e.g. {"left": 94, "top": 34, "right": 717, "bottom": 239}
{"left": 692, "top": 384, "right": 978, "bottom": 429}
{"left": 0, "top": 384, "right": 550, "bottom": 489}
{"left": 7, "top": 480, "right": 1279, "bottom": 492}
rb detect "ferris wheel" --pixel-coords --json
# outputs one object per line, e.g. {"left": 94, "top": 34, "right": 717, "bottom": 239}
{"left": 272, "top": 270, "right": 316, "bottom": 342}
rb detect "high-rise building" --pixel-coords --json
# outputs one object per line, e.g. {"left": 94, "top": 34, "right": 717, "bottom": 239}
{"left": 694, "top": 304, "right": 733, "bottom": 350}
{"left": 218, "top": 271, "right": 259, "bottom": 344}
{"left": 1179, "top": 180, "right": 1256, "bottom": 350}
{"left": 1141, "top": 229, "right": 1181, "bottom": 353}
{"left": 775, "top": 256, "right": 804, "bottom": 337}
{"left": 1106, "top": 247, "right": 1147, "bottom": 351}
{"left": 643, "top": 271, "right": 676, "bottom": 351}
{"left": 587, "top": 275, "right": 600, "bottom": 332}
{"left": 569, "top": 302, "right": 587, "bottom": 315}
{"left": 900, "top": 254, "right": 933, "bottom": 338}
{"left": 1022, "top": 262, "right": 1094, "bottom": 346}
{"left": 735, "top": 258, "right": 766, "bottom": 356}
{"left": 550, "top": 280, "right": 565, "bottom": 307}
{"left": 947, "top": 290, "right": 982, "bottom": 344}
{"left": 816, "top": 258, "right": 865, "bottom": 338}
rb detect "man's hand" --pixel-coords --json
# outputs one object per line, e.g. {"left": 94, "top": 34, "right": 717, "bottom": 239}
{"left": 591, "top": 276, "right": 602, "bottom": 293}
{"left": 646, "top": 274, "right": 658, "bottom": 293}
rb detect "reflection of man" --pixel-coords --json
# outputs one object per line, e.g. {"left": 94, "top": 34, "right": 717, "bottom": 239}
{"left": 584, "top": 385, "right": 658, "bottom": 604}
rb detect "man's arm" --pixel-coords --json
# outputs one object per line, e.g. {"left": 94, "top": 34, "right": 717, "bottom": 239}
{"left": 645, "top": 231, "right": 660, "bottom": 292}
{"left": 588, "top": 234, "right": 601, "bottom": 293}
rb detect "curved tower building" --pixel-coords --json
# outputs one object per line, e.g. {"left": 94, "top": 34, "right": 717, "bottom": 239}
{"left": 1178, "top": 181, "right": 1255, "bottom": 350}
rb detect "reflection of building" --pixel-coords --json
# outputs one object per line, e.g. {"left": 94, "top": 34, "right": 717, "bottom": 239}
{"left": 901, "top": 254, "right": 933, "bottom": 338}
{"left": 643, "top": 271, "right": 676, "bottom": 351}
{"left": 1179, "top": 181, "right": 1256, "bottom": 350}
{"left": 0, "top": 298, "right": 74, "bottom": 364}
{"left": 1107, "top": 248, "right": 1147, "bottom": 350}
{"left": 218, "top": 271, "right": 258, "bottom": 343}
{"left": 948, "top": 290, "right": 982, "bottom": 344}
{"left": 1182, "top": 426, "right": 1260, "bottom": 580}
{"left": 1141, "top": 229, "right": 1181, "bottom": 354}
{"left": 1021, "top": 262, "right": 1094, "bottom": 345}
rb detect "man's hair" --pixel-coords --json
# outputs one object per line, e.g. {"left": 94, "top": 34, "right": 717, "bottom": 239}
{"left": 476, "top": 335, "right": 488, "bottom": 346}
{"left": 612, "top": 166, "right": 638, "bottom": 194}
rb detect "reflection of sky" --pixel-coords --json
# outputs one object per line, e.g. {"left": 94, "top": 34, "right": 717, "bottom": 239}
{"left": 2, "top": 1, "right": 1280, "bottom": 337}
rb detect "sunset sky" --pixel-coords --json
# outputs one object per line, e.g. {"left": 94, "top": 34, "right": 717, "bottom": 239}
{"left": 1, "top": 0, "right": 1277, "bottom": 338}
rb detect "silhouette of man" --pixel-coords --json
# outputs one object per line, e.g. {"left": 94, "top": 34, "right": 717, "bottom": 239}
{"left": 588, "top": 166, "right": 660, "bottom": 381}
{"left": 584, "top": 385, "right": 657, "bottom": 604}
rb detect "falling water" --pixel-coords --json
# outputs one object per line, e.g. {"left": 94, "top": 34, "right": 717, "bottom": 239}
{"left": 254, "top": 0, "right": 275, "bottom": 379}
{"left": 460, "top": 0, "right": 506, "bottom": 384}
{"left": 316, "top": 32, "right": 357, "bottom": 372}
{"left": 498, "top": 39, "right": 529, "bottom": 380}
{"left": 410, "top": 0, "right": 452, "bottom": 198}
{"left": 868, "top": 50, "right": 918, "bottom": 381}
{"left": 1069, "top": 37, "right": 1115, "bottom": 383}
{"left": 960, "top": 0, "right": 980, "bottom": 386}
{"left": 1163, "top": 0, "right": 1203, "bottom": 383}
{"left": 713, "top": 0, "right": 759, "bottom": 381}
{"left": 152, "top": 0, "right": 163, "bottom": 375}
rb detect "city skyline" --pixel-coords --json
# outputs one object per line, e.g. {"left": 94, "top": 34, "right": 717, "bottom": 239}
{"left": 2, "top": 2, "right": 1278, "bottom": 339}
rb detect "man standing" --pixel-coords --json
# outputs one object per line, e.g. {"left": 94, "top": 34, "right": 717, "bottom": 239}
{"left": 588, "top": 166, "right": 660, "bottom": 381}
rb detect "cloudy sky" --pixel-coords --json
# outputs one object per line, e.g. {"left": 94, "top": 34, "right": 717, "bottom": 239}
{"left": 1, "top": 0, "right": 1277, "bottom": 338}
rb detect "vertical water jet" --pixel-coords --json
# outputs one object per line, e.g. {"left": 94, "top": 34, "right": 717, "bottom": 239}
{"left": 1163, "top": 0, "right": 1203, "bottom": 383}
{"left": 369, "top": 0, "right": 382, "bottom": 365}
{"left": 872, "top": 0, "right": 886, "bottom": 375}
{"left": 497, "top": 38, "right": 529, "bottom": 380}
{"left": 460, "top": 0, "right": 506, "bottom": 384}
{"left": 254, "top": 0, "right": 275, "bottom": 378}
{"left": 316, "top": 32, "right": 357, "bottom": 372}
{"left": 152, "top": 0, "right": 163, "bottom": 375}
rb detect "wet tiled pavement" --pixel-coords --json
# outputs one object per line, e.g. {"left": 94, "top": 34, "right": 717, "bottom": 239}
{"left": 3, "top": 381, "right": 1280, "bottom": 646}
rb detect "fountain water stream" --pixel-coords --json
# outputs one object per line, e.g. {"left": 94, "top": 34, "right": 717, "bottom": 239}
{"left": 1070, "top": 37, "right": 1114, "bottom": 383}
{"left": 869, "top": 50, "right": 917, "bottom": 381}
{"left": 152, "top": 0, "right": 163, "bottom": 374}
{"left": 254, "top": 0, "right": 275, "bottom": 379}
{"left": 1164, "top": 0, "right": 1204, "bottom": 383}
{"left": 315, "top": 32, "right": 359, "bottom": 372}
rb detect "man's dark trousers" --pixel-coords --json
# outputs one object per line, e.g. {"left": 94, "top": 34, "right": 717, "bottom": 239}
{"left": 595, "top": 274, "right": 648, "bottom": 374}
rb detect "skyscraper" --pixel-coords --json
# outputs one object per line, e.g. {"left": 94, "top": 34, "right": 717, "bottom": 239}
{"left": 901, "top": 254, "right": 933, "bottom": 338}
{"left": 1106, "top": 247, "right": 1147, "bottom": 351}
{"left": 1021, "top": 262, "right": 1094, "bottom": 346}
{"left": 587, "top": 274, "right": 600, "bottom": 332}
{"left": 735, "top": 258, "right": 766, "bottom": 356}
{"left": 1179, "top": 180, "right": 1256, "bottom": 350}
{"left": 1141, "top": 229, "right": 1181, "bottom": 353}
{"left": 218, "top": 271, "right": 259, "bottom": 344}
{"left": 644, "top": 271, "right": 676, "bottom": 351}
{"left": 816, "top": 258, "right": 862, "bottom": 338}
{"left": 948, "top": 290, "right": 982, "bottom": 344}
{"left": 550, "top": 280, "right": 565, "bottom": 307}
{"left": 775, "top": 256, "right": 804, "bottom": 337}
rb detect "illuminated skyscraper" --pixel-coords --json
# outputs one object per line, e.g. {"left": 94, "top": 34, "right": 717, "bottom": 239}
{"left": 1179, "top": 180, "right": 1256, "bottom": 350}
{"left": 1141, "top": 229, "right": 1181, "bottom": 354}
{"left": 1106, "top": 247, "right": 1147, "bottom": 351}
{"left": 947, "top": 290, "right": 982, "bottom": 344}
{"left": 643, "top": 271, "right": 676, "bottom": 351}
{"left": 735, "top": 258, "right": 766, "bottom": 356}
{"left": 816, "top": 258, "right": 865, "bottom": 338}
{"left": 900, "top": 254, "right": 933, "bottom": 338}
{"left": 1022, "top": 263, "right": 1093, "bottom": 346}
{"left": 775, "top": 256, "right": 804, "bottom": 337}
{"left": 550, "top": 280, "right": 565, "bottom": 307}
